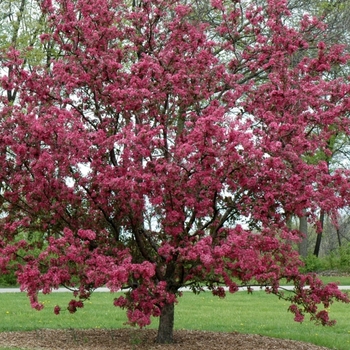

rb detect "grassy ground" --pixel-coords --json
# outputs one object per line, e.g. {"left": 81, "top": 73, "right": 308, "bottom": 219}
{"left": 0, "top": 287, "right": 349, "bottom": 350}
{"left": 314, "top": 276, "right": 350, "bottom": 285}
{"left": 252, "top": 275, "right": 350, "bottom": 287}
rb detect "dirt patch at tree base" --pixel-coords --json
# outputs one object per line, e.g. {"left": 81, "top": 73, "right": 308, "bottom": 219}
{"left": 0, "top": 328, "right": 330, "bottom": 350}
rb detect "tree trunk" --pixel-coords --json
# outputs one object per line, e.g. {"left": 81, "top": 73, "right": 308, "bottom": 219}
{"left": 313, "top": 210, "right": 325, "bottom": 257}
{"left": 336, "top": 228, "right": 342, "bottom": 247}
{"left": 298, "top": 216, "right": 308, "bottom": 258}
{"left": 156, "top": 302, "right": 175, "bottom": 344}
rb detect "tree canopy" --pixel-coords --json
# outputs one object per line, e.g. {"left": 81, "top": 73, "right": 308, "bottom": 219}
{"left": 1, "top": 0, "right": 350, "bottom": 343}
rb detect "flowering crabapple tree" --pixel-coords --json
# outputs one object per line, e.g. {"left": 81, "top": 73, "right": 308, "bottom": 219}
{"left": 1, "top": 0, "right": 350, "bottom": 344}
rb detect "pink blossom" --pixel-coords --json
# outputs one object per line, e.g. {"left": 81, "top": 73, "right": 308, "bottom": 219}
{"left": 77, "top": 229, "right": 96, "bottom": 240}
{"left": 54, "top": 305, "right": 61, "bottom": 315}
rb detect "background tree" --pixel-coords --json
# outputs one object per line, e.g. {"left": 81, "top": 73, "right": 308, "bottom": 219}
{"left": 1, "top": 0, "right": 350, "bottom": 344}
{"left": 0, "top": 0, "right": 59, "bottom": 104}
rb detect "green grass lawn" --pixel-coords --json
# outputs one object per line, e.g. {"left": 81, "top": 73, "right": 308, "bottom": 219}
{"left": 284, "top": 275, "right": 350, "bottom": 286}
{"left": 316, "top": 275, "right": 350, "bottom": 286}
{"left": 0, "top": 289, "right": 349, "bottom": 349}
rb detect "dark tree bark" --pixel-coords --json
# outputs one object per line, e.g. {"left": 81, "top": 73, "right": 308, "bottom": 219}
{"left": 298, "top": 216, "right": 308, "bottom": 258}
{"left": 156, "top": 302, "right": 175, "bottom": 344}
{"left": 336, "top": 227, "right": 342, "bottom": 247}
{"left": 313, "top": 210, "right": 325, "bottom": 257}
